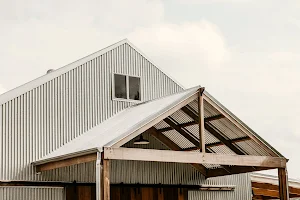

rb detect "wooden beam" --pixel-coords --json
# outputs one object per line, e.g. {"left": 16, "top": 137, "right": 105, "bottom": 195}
{"left": 252, "top": 187, "right": 280, "bottom": 199}
{"left": 182, "top": 106, "right": 245, "bottom": 155}
{"left": 205, "top": 114, "right": 224, "bottom": 122}
{"left": 163, "top": 118, "right": 199, "bottom": 146}
{"left": 103, "top": 147, "right": 286, "bottom": 168}
{"left": 148, "top": 127, "right": 207, "bottom": 176}
{"left": 103, "top": 159, "right": 110, "bottom": 200}
{"left": 252, "top": 182, "right": 300, "bottom": 197}
{"left": 205, "top": 123, "right": 245, "bottom": 155}
{"left": 198, "top": 88, "right": 205, "bottom": 153}
{"left": 278, "top": 168, "right": 289, "bottom": 200}
{"left": 157, "top": 115, "right": 224, "bottom": 133}
{"left": 35, "top": 153, "right": 97, "bottom": 172}
{"left": 183, "top": 136, "right": 251, "bottom": 151}
{"left": 207, "top": 166, "right": 273, "bottom": 178}
{"left": 149, "top": 128, "right": 181, "bottom": 151}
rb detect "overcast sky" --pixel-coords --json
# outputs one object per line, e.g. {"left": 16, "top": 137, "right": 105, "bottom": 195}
{"left": 1, "top": 0, "right": 299, "bottom": 179}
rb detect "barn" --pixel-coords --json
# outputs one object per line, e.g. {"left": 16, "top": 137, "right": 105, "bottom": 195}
{"left": 0, "top": 39, "right": 289, "bottom": 200}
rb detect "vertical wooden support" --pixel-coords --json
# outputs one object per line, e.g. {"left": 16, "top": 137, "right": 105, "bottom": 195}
{"left": 103, "top": 159, "right": 110, "bottom": 200}
{"left": 96, "top": 152, "right": 102, "bottom": 200}
{"left": 198, "top": 87, "right": 205, "bottom": 153}
{"left": 278, "top": 167, "right": 289, "bottom": 200}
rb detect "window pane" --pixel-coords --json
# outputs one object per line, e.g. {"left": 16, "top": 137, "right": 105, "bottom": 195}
{"left": 114, "top": 74, "right": 127, "bottom": 99}
{"left": 129, "top": 76, "right": 140, "bottom": 100}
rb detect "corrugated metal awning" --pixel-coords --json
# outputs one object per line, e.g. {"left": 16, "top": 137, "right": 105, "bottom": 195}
{"left": 33, "top": 86, "right": 285, "bottom": 172}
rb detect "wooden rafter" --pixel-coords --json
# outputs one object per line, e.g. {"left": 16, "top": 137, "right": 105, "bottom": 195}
{"left": 181, "top": 106, "right": 245, "bottom": 155}
{"left": 163, "top": 118, "right": 199, "bottom": 147}
{"left": 252, "top": 182, "right": 300, "bottom": 198}
{"left": 148, "top": 127, "right": 207, "bottom": 176}
{"left": 251, "top": 181, "right": 300, "bottom": 196}
{"left": 35, "top": 153, "right": 97, "bottom": 172}
{"left": 205, "top": 114, "right": 224, "bottom": 122}
{"left": 183, "top": 136, "right": 251, "bottom": 151}
{"left": 205, "top": 122, "right": 245, "bottom": 155}
{"left": 252, "top": 187, "right": 280, "bottom": 199}
{"left": 157, "top": 114, "right": 224, "bottom": 133}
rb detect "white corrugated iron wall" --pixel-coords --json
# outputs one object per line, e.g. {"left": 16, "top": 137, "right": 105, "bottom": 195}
{"left": 0, "top": 187, "right": 64, "bottom": 200}
{"left": 0, "top": 43, "right": 182, "bottom": 182}
{"left": 188, "top": 174, "right": 252, "bottom": 200}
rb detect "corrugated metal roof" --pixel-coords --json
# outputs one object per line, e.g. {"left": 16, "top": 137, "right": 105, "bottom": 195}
{"left": 33, "top": 86, "right": 199, "bottom": 165}
{"left": 33, "top": 86, "right": 285, "bottom": 166}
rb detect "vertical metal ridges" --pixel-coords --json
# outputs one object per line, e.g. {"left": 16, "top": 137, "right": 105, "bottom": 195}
{"left": 0, "top": 187, "right": 64, "bottom": 200}
{"left": 0, "top": 43, "right": 182, "bottom": 182}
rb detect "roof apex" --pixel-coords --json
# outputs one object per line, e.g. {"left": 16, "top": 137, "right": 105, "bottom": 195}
{"left": 0, "top": 39, "right": 183, "bottom": 105}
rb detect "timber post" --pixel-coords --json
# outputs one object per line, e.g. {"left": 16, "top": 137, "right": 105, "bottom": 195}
{"left": 198, "top": 87, "right": 205, "bottom": 153}
{"left": 96, "top": 152, "right": 103, "bottom": 200}
{"left": 278, "top": 167, "right": 289, "bottom": 200}
{"left": 103, "top": 159, "right": 110, "bottom": 200}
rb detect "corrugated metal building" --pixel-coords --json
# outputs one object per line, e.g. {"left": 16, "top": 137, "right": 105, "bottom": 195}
{"left": 0, "top": 39, "right": 288, "bottom": 200}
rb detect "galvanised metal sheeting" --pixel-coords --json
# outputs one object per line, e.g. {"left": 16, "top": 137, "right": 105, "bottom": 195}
{"left": 188, "top": 174, "right": 252, "bottom": 200}
{"left": 0, "top": 43, "right": 182, "bottom": 181}
{"left": 0, "top": 187, "right": 64, "bottom": 200}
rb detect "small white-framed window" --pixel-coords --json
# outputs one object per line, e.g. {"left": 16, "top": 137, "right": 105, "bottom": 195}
{"left": 113, "top": 73, "right": 141, "bottom": 101}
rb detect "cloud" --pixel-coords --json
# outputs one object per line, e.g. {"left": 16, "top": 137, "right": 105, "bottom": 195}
{"left": 0, "top": 0, "right": 164, "bottom": 90}
{"left": 128, "top": 21, "right": 231, "bottom": 87}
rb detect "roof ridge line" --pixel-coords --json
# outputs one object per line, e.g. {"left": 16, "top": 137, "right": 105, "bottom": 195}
{"left": 0, "top": 39, "right": 184, "bottom": 105}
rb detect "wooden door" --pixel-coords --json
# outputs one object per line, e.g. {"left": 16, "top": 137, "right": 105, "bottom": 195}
{"left": 66, "top": 185, "right": 96, "bottom": 200}
{"left": 111, "top": 186, "right": 188, "bottom": 200}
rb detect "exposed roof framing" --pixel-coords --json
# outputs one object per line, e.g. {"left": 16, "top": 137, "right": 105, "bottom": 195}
{"left": 181, "top": 105, "right": 245, "bottom": 155}
{"left": 163, "top": 116, "right": 231, "bottom": 173}
{"left": 164, "top": 117, "right": 199, "bottom": 147}
{"left": 157, "top": 114, "right": 225, "bottom": 133}
{"left": 183, "top": 136, "right": 251, "bottom": 151}
{"left": 32, "top": 86, "right": 286, "bottom": 179}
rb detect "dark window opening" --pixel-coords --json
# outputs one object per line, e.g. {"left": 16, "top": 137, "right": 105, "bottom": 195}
{"left": 129, "top": 76, "right": 140, "bottom": 100}
{"left": 114, "top": 74, "right": 127, "bottom": 99}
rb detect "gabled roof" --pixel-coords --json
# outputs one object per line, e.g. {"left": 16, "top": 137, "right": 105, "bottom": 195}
{"left": 0, "top": 39, "right": 184, "bottom": 105}
{"left": 33, "top": 86, "right": 285, "bottom": 166}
